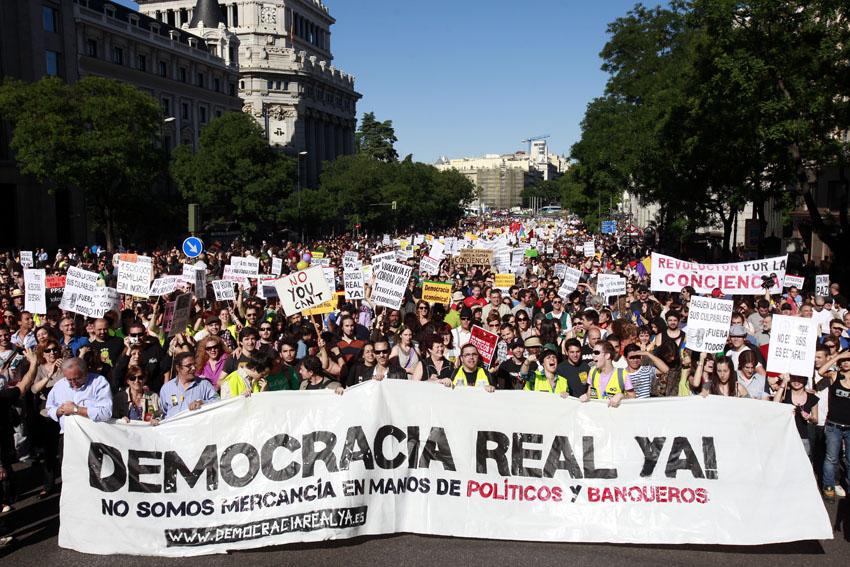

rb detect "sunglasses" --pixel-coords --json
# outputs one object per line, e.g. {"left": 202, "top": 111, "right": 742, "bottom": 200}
{"left": 628, "top": 355, "right": 642, "bottom": 360}
{"left": 129, "top": 332, "right": 145, "bottom": 338}
{"left": 374, "top": 349, "right": 390, "bottom": 355}
{"left": 44, "top": 348, "right": 61, "bottom": 354}
{"left": 205, "top": 345, "right": 221, "bottom": 351}
{"left": 418, "top": 306, "right": 429, "bottom": 311}
{"left": 592, "top": 350, "right": 603, "bottom": 355}
{"left": 259, "top": 327, "right": 272, "bottom": 331}
{"left": 127, "top": 375, "right": 145, "bottom": 382}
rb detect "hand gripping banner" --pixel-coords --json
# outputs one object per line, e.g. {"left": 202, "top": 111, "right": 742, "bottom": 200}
{"left": 59, "top": 381, "right": 831, "bottom": 556}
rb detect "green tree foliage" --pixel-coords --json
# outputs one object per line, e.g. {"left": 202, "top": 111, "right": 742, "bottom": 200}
{"left": 355, "top": 111, "right": 399, "bottom": 162}
{"left": 0, "top": 76, "right": 165, "bottom": 249}
{"left": 170, "top": 112, "right": 296, "bottom": 234}
{"left": 295, "top": 153, "right": 473, "bottom": 236}
{"left": 569, "top": 0, "right": 850, "bottom": 269}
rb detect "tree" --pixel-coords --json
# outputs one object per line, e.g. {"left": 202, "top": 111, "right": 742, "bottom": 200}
{"left": 170, "top": 112, "right": 296, "bottom": 235}
{"left": 355, "top": 111, "right": 399, "bottom": 162}
{"left": 0, "top": 76, "right": 165, "bottom": 249}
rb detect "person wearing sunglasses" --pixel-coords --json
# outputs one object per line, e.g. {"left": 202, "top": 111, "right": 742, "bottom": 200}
{"left": 29, "top": 341, "right": 64, "bottom": 497}
{"left": 622, "top": 343, "right": 669, "bottom": 399}
{"left": 113, "top": 365, "right": 162, "bottom": 424}
{"left": 582, "top": 342, "right": 634, "bottom": 407}
{"left": 195, "top": 336, "right": 231, "bottom": 390}
{"left": 114, "top": 322, "right": 168, "bottom": 394}
{"left": 370, "top": 339, "right": 406, "bottom": 381}
{"left": 451, "top": 307, "right": 474, "bottom": 351}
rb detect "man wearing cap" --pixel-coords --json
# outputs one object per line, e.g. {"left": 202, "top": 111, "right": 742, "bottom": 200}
{"left": 451, "top": 307, "right": 474, "bottom": 350}
{"left": 520, "top": 344, "right": 571, "bottom": 395}
{"left": 725, "top": 324, "right": 767, "bottom": 374}
{"left": 629, "top": 286, "right": 656, "bottom": 322}
{"left": 444, "top": 291, "right": 466, "bottom": 329}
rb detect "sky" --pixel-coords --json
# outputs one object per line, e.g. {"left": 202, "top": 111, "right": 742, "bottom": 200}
{"left": 118, "top": 0, "right": 646, "bottom": 163}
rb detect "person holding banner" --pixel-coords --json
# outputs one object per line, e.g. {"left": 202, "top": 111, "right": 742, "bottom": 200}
{"left": 816, "top": 349, "right": 850, "bottom": 502}
{"left": 450, "top": 344, "right": 495, "bottom": 391}
{"left": 298, "top": 356, "right": 344, "bottom": 392}
{"left": 581, "top": 342, "right": 634, "bottom": 407}
{"left": 112, "top": 365, "right": 162, "bottom": 425}
{"left": 219, "top": 354, "right": 274, "bottom": 399}
{"left": 519, "top": 345, "right": 570, "bottom": 395}
{"left": 390, "top": 327, "right": 419, "bottom": 379}
{"left": 772, "top": 373, "right": 819, "bottom": 457}
{"left": 158, "top": 352, "right": 218, "bottom": 419}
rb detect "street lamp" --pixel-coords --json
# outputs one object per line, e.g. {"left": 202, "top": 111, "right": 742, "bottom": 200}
{"left": 297, "top": 151, "right": 308, "bottom": 242}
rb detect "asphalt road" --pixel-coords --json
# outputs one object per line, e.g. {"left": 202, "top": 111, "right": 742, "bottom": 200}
{"left": 1, "top": 467, "right": 848, "bottom": 567}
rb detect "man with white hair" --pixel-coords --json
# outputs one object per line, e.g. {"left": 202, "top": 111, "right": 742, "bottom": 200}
{"left": 46, "top": 357, "right": 113, "bottom": 435}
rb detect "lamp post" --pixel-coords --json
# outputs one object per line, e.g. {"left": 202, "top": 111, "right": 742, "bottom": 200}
{"left": 297, "top": 151, "right": 308, "bottom": 242}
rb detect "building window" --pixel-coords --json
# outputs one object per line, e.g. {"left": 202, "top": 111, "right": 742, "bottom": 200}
{"left": 239, "top": 80, "right": 244, "bottom": 90}
{"left": 284, "top": 80, "right": 290, "bottom": 91}
{"left": 215, "top": 110, "right": 222, "bottom": 118}
{"left": 181, "top": 102, "right": 189, "bottom": 120}
{"left": 214, "top": 78, "right": 221, "bottom": 92}
{"left": 162, "top": 98, "right": 171, "bottom": 117}
{"left": 199, "top": 107, "right": 207, "bottom": 124}
{"left": 86, "top": 39, "right": 97, "bottom": 58}
{"left": 136, "top": 54, "right": 146, "bottom": 71}
{"left": 229, "top": 83, "right": 236, "bottom": 96}
{"left": 112, "top": 46, "right": 124, "bottom": 65}
{"left": 267, "top": 80, "right": 273, "bottom": 91}
{"left": 158, "top": 61, "right": 167, "bottom": 77}
{"left": 197, "top": 73, "right": 204, "bottom": 87}
{"left": 45, "top": 50, "right": 60, "bottom": 76}
{"left": 43, "top": 6, "right": 58, "bottom": 33}
{"left": 179, "top": 67, "right": 187, "bottom": 82}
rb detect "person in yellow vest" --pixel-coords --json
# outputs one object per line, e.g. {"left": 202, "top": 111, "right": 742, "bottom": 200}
{"left": 448, "top": 344, "right": 495, "bottom": 392}
{"left": 219, "top": 353, "right": 274, "bottom": 399}
{"left": 519, "top": 344, "right": 571, "bottom": 396}
{"left": 580, "top": 341, "right": 635, "bottom": 407}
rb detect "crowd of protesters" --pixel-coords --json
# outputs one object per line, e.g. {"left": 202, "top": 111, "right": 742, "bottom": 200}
{"left": 0, "top": 214, "right": 848, "bottom": 548}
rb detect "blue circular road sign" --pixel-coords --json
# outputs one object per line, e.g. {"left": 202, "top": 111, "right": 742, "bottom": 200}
{"left": 182, "top": 236, "right": 204, "bottom": 258}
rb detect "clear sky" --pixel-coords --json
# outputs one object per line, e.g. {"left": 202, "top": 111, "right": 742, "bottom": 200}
{"left": 118, "top": 0, "right": 646, "bottom": 163}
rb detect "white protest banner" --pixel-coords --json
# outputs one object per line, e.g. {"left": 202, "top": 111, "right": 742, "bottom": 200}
{"left": 557, "top": 267, "right": 582, "bottom": 299}
{"left": 255, "top": 275, "right": 278, "bottom": 300}
{"left": 178, "top": 263, "right": 196, "bottom": 285}
{"left": 228, "top": 257, "right": 260, "bottom": 280}
{"left": 767, "top": 314, "right": 819, "bottom": 377}
{"left": 342, "top": 252, "right": 360, "bottom": 271}
{"left": 815, "top": 274, "right": 829, "bottom": 297}
{"left": 20, "top": 250, "right": 34, "bottom": 268}
{"left": 429, "top": 241, "right": 445, "bottom": 262}
{"left": 597, "top": 274, "right": 626, "bottom": 299}
{"left": 221, "top": 266, "right": 250, "bottom": 288}
{"left": 361, "top": 264, "right": 373, "bottom": 281}
{"left": 212, "top": 280, "right": 235, "bottom": 302}
{"left": 782, "top": 274, "right": 805, "bottom": 290}
{"left": 371, "top": 251, "right": 396, "bottom": 278}
{"left": 195, "top": 267, "right": 207, "bottom": 300}
{"left": 322, "top": 267, "right": 336, "bottom": 294}
{"left": 59, "top": 266, "right": 100, "bottom": 317}
{"left": 24, "top": 269, "right": 46, "bottom": 314}
{"left": 93, "top": 287, "right": 121, "bottom": 318}
{"left": 271, "top": 258, "right": 283, "bottom": 277}
{"left": 685, "top": 296, "right": 734, "bottom": 353}
{"left": 117, "top": 257, "right": 153, "bottom": 297}
{"left": 273, "top": 266, "right": 333, "bottom": 316}
{"left": 583, "top": 241, "right": 595, "bottom": 257}
{"left": 382, "top": 233, "right": 391, "bottom": 245}
{"left": 419, "top": 255, "right": 441, "bottom": 277}
{"left": 59, "top": 381, "right": 831, "bottom": 557}
{"left": 149, "top": 276, "right": 179, "bottom": 297}
{"left": 469, "top": 325, "right": 499, "bottom": 365}
{"left": 395, "top": 249, "right": 414, "bottom": 262}
{"left": 650, "top": 252, "right": 787, "bottom": 295}
{"left": 167, "top": 293, "right": 193, "bottom": 338}
{"left": 443, "top": 236, "right": 457, "bottom": 255}
{"left": 553, "top": 264, "right": 567, "bottom": 280}
{"left": 372, "top": 260, "right": 412, "bottom": 311}
{"left": 344, "top": 269, "right": 365, "bottom": 301}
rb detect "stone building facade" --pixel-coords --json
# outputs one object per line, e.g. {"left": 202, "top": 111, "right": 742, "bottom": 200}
{"left": 138, "top": 0, "right": 361, "bottom": 186}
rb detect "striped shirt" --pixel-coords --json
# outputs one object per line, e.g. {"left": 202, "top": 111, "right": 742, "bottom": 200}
{"left": 627, "top": 365, "right": 657, "bottom": 399}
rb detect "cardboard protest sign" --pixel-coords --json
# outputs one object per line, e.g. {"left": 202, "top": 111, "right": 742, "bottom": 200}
{"left": 117, "top": 256, "right": 153, "bottom": 297}
{"left": 469, "top": 325, "right": 499, "bottom": 366}
{"left": 685, "top": 296, "right": 734, "bottom": 353}
{"left": 429, "top": 241, "right": 445, "bottom": 261}
{"left": 303, "top": 291, "right": 344, "bottom": 316}
{"left": 422, "top": 281, "right": 452, "bottom": 304}
{"left": 212, "top": 280, "right": 236, "bottom": 302}
{"left": 165, "top": 293, "right": 193, "bottom": 338}
{"left": 782, "top": 275, "right": 805, "bottom": 290}
{"left": 597, "top": 274, "right": 626, "bottom": 299}
{"left": 557, "top": 267, "right": 583, "bottom": 299}
{"left": 650, "top": 253, "right": 787, "bottom": 295}
{"left": 583, "top": 241, "right": 595, "bottom": 257}
{"left": 372, "top": 261, "right": 413, "bottom": 311}
{"left": 553, "top": 264, "right": 568, "bottom": 280}
{"left": 767, "top": 314, "right": 818, "bottom": 377}
{"left": 24, "top": 269, "right": 46, "bottom": 314}
{"left": 311, "top": 251, "right": 325, "bottom": 260}
{"left": 45, "top": 275, "right": 66, "bottom": 309}
{"left": 149, "top": 276, "right": 178, "bottom": 297}
{"left": 20, "top": 251, "right": 33, "bottom": 269}
{"left": 194, "top": 267, "right": 207, "bottom": 300}
{"left": 271, "top": 257, "right": 283, "bottom": 277}
{"left": 494, "top": 273, "right": 516, "bottom": 290}
{"left": 273, "top": 266, "right": 333, "bottom": 316}
{"left": 419, "top": 255, "right": 441, "bottom": 277}
{"left": 457, "top": 249, "right": 493, "bottom": 266}
{"left": 59, "top": 267, "right": 100, "bottom": 317}
{"left": 344, "top": 269, "right": 365, "bottom": 300}
{"left": 343, "top": 252, "right": 360, "bottom": 271}
{"left": 815, "top": 274, "right": 829, "bottom": 297}
{"left": 322, "top": 267, "right": 336, "bottom": 293}
{"left": 228, "top": 257, "right": 260, "bottom": 279}
{"left": 256, "top": 274, "right": 278, "bottom": 300}
{"left": 371, "top": 251, "right": 397, "bottom": 279}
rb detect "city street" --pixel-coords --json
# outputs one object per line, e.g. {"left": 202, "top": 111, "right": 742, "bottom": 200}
{"left": 2, "top": 464, "right": 848, "bottom": 566}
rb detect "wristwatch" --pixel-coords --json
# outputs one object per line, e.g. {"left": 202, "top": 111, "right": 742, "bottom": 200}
{"left": 73, "top": 405, "right": 78, "bottom": 415}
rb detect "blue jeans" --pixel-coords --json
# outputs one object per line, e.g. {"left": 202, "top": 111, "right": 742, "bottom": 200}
{"left": 823, "top": 423, "right": 850, "bottom": 489}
